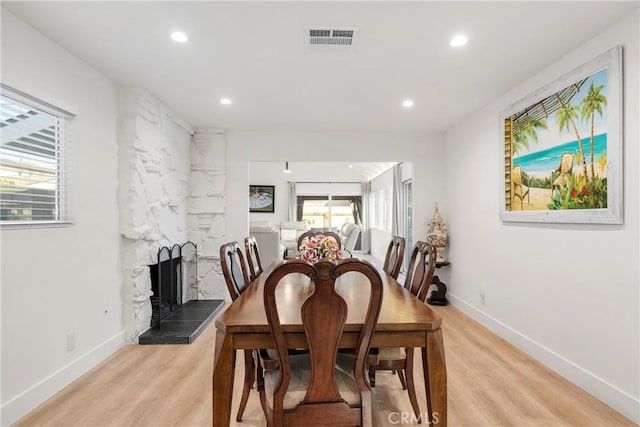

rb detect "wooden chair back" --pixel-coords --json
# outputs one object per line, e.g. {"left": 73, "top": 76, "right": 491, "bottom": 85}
{"left": 297, "top": 231, "right": 342, "bottom": 251}
{"left": 263, "top": 258, "right": 383, "bottom": 425}
{"left": 404, "top": 241, "right": 437, "bottom": 302}
{"left": 383, "top": 236, "right": 406, "bottom": 279}
{"left": 244, "top": 236, "right": 263, "bottom": 281}
{"left": 219, "top": 241, "right": 250, "bottom": 300}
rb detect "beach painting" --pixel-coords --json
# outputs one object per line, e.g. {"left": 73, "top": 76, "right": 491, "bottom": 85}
{"left": 249, "top": 185, "right": 275, "bottom": 213}
{"left": 501, "top": 46, "right": 622, "bottom": 224}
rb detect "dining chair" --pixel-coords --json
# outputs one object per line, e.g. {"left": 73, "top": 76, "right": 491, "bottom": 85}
{"left": 244, "top": 236, "right": 264, "bottom": 281}
{"left": 219, "top": 241, "right": 255, "bottom": 422}
{"left": 257, "top": 258, "right": 383, "bottom": 426}
{"left": 368, "top": 241, "right": 436, "bottom": 421}
{"left": 297, "top": 231, "right": 342, "bottom": 253}
{"left": 383, "top": 236, "right": 406, "bottom": 279}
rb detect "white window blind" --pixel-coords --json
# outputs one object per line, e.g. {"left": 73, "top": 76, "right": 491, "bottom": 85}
{"left": 0, "top": 85, "right": 73, "bottom": 225}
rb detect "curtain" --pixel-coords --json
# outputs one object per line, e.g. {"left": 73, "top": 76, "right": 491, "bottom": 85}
{"left": 288, "top": 182, "right": 296, "bottom": 221}
{"left": 392, "top": 164, "right": 404, "bottom": 237}
{"left": 361, "top": 182, "right": 371, "bottom": 254}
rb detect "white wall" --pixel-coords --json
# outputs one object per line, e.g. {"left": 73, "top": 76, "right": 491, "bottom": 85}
{"left": 227, "top": 131, "right": 445, "bottom": 255}
{"left": 370, "top": 168, "right": 394, "bottom": 260}
{"left": 189, "top": 130, "right": 228, "bottom": 301}
{"left": 0, "top": 10, "right": 124, "bottom": 425}
{"left": 444, "top": 12, "right": 639, "bottom": 423}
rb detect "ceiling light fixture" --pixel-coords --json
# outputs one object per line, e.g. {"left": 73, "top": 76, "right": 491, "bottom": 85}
{"left": 283, "top": 161, "right": 292, "bottom": 174}
{"left": 220, "top": 98, "right": 232, "bottom": 105}
{"left": 450, "top": 34, "right": 468, "bottom": 47}
{"left": 171, "top": 31, "right": 189, "bottom": 43}
{"left": 402, "top": 99, "right": 414, "bottom": 108}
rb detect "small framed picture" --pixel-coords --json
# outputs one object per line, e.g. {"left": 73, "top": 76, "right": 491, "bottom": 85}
{"left": 249, "top": 185, "right": 275, "bottom": 213}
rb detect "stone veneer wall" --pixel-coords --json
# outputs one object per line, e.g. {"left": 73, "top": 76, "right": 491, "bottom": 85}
{"left": 118, "top": 87, "right": 194, "bottom": 340}
{"left": 188, "top": 129, "right": 228, "bottom": 301}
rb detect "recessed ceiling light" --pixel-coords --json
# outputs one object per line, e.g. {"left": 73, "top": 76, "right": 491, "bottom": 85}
{"left": 171, "top": 31, "right": 188, "bottom": 43}
{"left": 450, "top": 34, "right": 468, "bottom": 47}
{"left": 402, "top": 99, "right": 414, "bottom": 108}
{"left": 220, "top": 98, "right": 232, "bottom": 105}
{"left": 348, "top": 165, "right": 353, "bottom": 169}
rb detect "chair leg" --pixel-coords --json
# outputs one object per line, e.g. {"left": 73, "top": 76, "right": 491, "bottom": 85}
{"left": 256, "top": 357, "right": 270, "bottom": 426}
{"left": 405, "top": 348, "right": 421, "bottom": 423}
{"left": 396, "top": 369, "right": 407, "bottom": 390}
{"left": 236, "top": 349, "right": 255, "bottom": 422}
{"left": 368, "top": 363, "right": 377, "bottom": 387}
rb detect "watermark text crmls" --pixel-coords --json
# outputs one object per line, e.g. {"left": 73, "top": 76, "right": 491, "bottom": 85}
{"left": 388, "top": 411, "right": 440, "bottom": 424}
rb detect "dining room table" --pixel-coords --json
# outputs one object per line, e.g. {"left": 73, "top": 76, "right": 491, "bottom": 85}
{"left": 211, "top": 260, "right": 447, "bottom": 426}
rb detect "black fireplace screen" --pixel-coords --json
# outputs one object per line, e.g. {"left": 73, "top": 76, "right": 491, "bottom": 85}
{"left": 149, "top": 242, "right": 198, "bottom": 327}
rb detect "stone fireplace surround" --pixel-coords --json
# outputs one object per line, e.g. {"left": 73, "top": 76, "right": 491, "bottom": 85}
{"left": 118, "top": 88, "right": 228, "bottom": 342}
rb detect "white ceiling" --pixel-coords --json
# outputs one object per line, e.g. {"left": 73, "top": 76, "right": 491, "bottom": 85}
{"left": 3, "top": 1, "right": 637, "bottom": 132}
{"left": 252, "top": 161, "right": 396, "bottom": 181}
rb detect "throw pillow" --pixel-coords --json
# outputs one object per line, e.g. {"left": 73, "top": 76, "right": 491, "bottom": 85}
{"left": 281, "top": 228, "right": 297, "bottom": 241}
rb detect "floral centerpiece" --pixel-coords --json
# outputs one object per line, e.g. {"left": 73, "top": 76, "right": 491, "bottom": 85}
{"left": 298, "top": 234, "right": 343, "bottom": 262}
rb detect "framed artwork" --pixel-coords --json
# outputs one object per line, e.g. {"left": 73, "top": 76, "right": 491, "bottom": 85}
{"left": 249, "top": 185, "right": 275, "bottom": 213}
{"left": 500, "top": 46, "right": 622, "bottom": 224}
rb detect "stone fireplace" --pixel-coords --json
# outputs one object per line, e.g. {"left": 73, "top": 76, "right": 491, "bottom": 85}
{"left": 118, "top": 88, "right": 229, "bottom": 342}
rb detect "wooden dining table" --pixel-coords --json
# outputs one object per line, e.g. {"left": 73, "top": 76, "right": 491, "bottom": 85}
{"left": 212, "top": 261, "right": 447, "bottom": 426}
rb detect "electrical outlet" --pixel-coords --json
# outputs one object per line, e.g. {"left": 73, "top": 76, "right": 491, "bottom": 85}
{"left": 66, "top": 332, "right": 75, "bottom": 352}
{"left": 479, "top": 291, "right": 486, "bottom": 306}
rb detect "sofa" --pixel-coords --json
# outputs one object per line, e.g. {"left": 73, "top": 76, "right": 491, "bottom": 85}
{"left": 279, "top": 221, "right": 309, "bottom": 258}
{"left": 249, "top": 221, "right": 285, "bottom": 266}
{"left": 339, "top": 223, "right": 362, "bottom": 252}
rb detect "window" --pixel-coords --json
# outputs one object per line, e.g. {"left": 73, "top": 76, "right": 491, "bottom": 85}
{"left": 297, "top": 195, "right": 362, "bottom": 232}
{"left": 298, "top": 196, "right": 329, "bottom": 228}
{"left": 0, "top": 85, "right": 73, "bottom": 225}
{"left": 403, "top": 180, "right": 413, "bottom": 270}
{"left": 368, "top": 191, "right": 377, "bottom": 228}
{"left": 371, "top": 187, "right": 392, "bottom": 231}
{"left": 383, "top": 186, "right": 392, "bottom": 232}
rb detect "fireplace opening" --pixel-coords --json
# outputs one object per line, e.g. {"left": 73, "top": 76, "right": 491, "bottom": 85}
{"left": 149, "top": 243, "right": 195, "bottom": 326}
{"left": 149, "top": 244, "right": 186, "bottom": 326}
{"left": 139, "top": 241, "right": 223, "bottom": 345}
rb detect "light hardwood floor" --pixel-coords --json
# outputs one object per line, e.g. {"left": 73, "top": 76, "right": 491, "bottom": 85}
{"left": 16, "top": 304, "right": 634, "bottom": 426}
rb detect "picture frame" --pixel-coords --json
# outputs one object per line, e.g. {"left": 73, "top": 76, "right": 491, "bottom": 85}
{"left": 500, "top": 46, "right": 623, "bottom": 224}
{"left": 249, "top": 185, "right": 275, "bottom": 213}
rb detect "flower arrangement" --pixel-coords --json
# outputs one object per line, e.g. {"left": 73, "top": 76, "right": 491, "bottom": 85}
{"left": 298, "top": 234, "right": 343, "bottom": 262}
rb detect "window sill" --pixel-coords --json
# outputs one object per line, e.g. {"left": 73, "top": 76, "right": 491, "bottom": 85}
{"left": 1, "top": 221, "right": 73, "bottom": 230}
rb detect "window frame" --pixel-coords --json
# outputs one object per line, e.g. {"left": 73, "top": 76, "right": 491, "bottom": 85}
{"left": 1, "top": 84, "right": 75, "bottom": 228}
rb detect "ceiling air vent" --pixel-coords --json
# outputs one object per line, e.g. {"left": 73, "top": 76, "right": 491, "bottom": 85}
{"left": 305, "top": 27, "right": 358, "bottom": 51}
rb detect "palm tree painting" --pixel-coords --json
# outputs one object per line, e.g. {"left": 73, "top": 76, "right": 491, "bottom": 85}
{"left": 505, "top": 68, "right": 609, "bottom": 213}
{"left": 501, "top": 46, "right": 622, "bottom": 224}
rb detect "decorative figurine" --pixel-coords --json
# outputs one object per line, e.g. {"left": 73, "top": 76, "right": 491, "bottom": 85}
{"left": 427, "top": 202, "right": 448, "bottom": 262}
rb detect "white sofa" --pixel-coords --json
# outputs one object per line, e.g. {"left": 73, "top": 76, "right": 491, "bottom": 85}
{"left": 249, "top": 221, "right": 285, "bottom": 266}
{"left": 280, "top": 221, "right": 309, "bottom": 258}
{"left": 339, "top": 223, "right": 361, "bottom": 252}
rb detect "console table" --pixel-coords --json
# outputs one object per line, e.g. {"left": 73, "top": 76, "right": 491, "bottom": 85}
{"left": 427, "top": 261, "right": 450, "bottom": 306}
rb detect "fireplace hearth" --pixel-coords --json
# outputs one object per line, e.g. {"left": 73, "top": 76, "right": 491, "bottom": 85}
{"left": 139, "top": 242, "right": 224, "bottom": 345}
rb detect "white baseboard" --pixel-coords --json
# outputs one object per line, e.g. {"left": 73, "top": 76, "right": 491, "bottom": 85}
{"left": 448, "top": 293, "right": 640, "bottom": 424}
{"left": 1, "top": 331, "right": 126, "bottom": 426}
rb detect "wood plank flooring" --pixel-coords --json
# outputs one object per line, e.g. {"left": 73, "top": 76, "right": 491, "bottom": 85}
{"left": 15, "top": 305, "right": 634, "bottom": 426}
